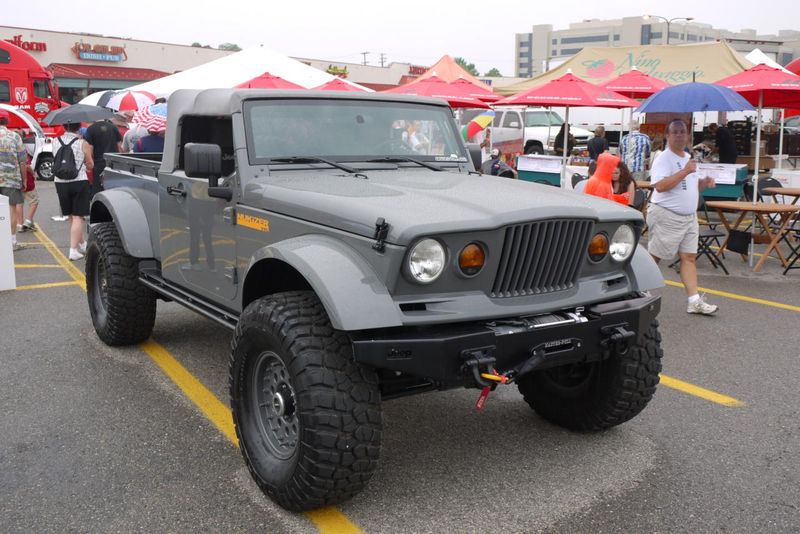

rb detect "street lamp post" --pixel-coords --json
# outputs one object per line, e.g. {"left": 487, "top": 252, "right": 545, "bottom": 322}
{"left": 643, "top": 15, "right": 694, "bottom": 44}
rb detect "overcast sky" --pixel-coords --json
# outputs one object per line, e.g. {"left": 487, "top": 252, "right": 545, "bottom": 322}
{"left": 2, "top": 0, "right": 798, "bottom": 76}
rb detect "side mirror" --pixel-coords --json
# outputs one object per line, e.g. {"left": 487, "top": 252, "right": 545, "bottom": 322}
{"left": 184, "top": 142, "right": 222, "bottom": 185}
{"left": 465, "top": 143, "right": 482, "bottom": 171}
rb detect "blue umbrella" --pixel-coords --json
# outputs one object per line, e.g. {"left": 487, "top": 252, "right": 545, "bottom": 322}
{"left": 635, "top": 82, "right": 754, "bottom": 113}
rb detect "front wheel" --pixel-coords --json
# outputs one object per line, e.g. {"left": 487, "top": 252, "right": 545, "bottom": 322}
{"left": 86, "top": 222, "right": 156, "bottom": 345}
{"left": 517, "top": 320, "right": 663, "bottom": 431}
{"left": 36, "top": 156, "right": 54, "bottom": 181}
{"left": 524, "top": 143, "right": 544, "bottom": 155}
{"left": 230, "top": 291, "right": 382, "bottom": 511}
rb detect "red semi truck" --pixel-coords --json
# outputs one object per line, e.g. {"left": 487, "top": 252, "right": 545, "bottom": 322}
{"left": 0, "top": 39, "right": 63, "bottom": 126}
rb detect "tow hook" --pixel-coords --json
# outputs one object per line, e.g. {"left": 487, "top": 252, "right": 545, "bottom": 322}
{"left": 461, "top": 347, "right": 515, "bottom": 411}
{"left": 600, "top": 324, "right": 635, "bottom": 353}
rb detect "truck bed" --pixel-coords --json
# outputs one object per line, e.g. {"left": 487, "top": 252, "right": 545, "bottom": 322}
{"left": 105, "top": 153, "right": 163, "bottom": 178}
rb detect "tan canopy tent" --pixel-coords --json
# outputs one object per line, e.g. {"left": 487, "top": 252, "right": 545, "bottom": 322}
{"left": 412, "top": 55, "right": 494, "bottom": 92}
{"left": 498, "top": 42, "right": 754, "bottom": 95}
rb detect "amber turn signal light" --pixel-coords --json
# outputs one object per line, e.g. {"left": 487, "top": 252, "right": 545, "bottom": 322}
{"left": 588, "top": 233, "right": 609, "bottom": 262}
{"left": 458, "top": 243, "right": 486, "bottom": 276}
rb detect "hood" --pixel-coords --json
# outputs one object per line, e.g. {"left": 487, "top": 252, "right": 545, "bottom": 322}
{"left": 243, "top": 169, "right": 641, "bottom": 245}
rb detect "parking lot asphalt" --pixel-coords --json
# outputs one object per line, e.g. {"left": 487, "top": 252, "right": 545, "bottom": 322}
{"left": 1, "top": 181, "right": 798, "bottom": 533}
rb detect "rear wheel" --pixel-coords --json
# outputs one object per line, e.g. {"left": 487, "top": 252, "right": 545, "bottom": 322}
{"left": 230, "top": 291, "right": 382, "bottom": 511}
{"left": 86, "top": 222, "right": 156, "bottom": 345}
{"left": 517, "top": 320, "right": 663, "bottom": 431}
{"left": 524, "top": 143, "right": 544, "bottom": 155}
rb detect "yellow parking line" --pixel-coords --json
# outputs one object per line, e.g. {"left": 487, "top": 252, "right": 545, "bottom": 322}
{"left": 663, "top": 280, "right": 800, "bottom": 313}
{"left": 15, "top": 263, "right": 61, "bottom": 269}
{"left": 15, "top": 280, "right": 81, "bottom": 291}
{"left": 35, "top": 226, "right": 360, "bottom": 534}
{"left": 660, "top": 374, "right": 745, "bottom": 407}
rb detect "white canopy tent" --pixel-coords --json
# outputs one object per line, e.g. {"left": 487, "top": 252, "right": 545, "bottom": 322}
{"left": 79, "top": 46, "right": 371, "bottom": 104}
{"left": 744, "top": 49, "right": 792, "bottom": 74}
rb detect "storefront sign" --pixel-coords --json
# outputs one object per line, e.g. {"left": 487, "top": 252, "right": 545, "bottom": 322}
{"left": 326, "top": 65, "right": 348, "bottom": 78}
{"left": 4, "top": 34, "right": 47, "bottom": 52}
{"left": 72, "top": 42, "right": 127, "bottom": 62}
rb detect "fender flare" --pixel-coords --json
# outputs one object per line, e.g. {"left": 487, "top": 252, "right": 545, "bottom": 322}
{"left": 246, "top": 235, "right": 403, "bottom": 331}
{"left": 90, "top": 189, "right": 155, "bottom": 258}
{"left": 627, "top": 246, "right": 664, "bottom": 292}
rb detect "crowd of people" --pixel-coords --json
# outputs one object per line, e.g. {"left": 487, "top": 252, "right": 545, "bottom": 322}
{"left": 1, "top": 100, "right": 167, "bottom": 260}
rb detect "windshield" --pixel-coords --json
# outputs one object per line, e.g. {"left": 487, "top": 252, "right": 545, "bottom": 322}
{"left": 524, "top": 110, "right": 563, "bottom": 128}
{"left": 243, "top": 99, "right": 467, "bottom": 163}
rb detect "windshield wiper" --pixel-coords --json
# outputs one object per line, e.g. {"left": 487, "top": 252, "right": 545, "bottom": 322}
{"left": 366, "top": 156, "right": 443, "bottom": 171}
{"left": 268, "top": 156, "right": 358, "bottom": 174}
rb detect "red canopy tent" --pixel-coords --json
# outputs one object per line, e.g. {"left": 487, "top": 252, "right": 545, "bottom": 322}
{"left": 716, "top": 64, "right": 800, "bottom": 263}
{"left": 601, "top": 66, "right": 670, "bottom": 141}
{"left": 383, "top": 75, "right": 490, "bottom": 109}
{"left": 498, "top": 72, "right": 639, "bottom": 186}
{"left": 448, "top": 77, "right": 501, "bottom": 103}
{"left": 236, "top": 71, "right": 304, "bottom": 89}
{"left": 313, "top": 78, "right": 369, "bottom": 92}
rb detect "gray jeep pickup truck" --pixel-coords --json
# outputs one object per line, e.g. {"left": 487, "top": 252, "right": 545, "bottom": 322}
{"left": 86, "top": 89, "right": 664, "bottom": 511}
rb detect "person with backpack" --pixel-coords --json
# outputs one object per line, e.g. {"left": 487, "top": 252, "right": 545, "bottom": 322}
{"left": 53, "top": 122, "right": 94, "bottom": 261}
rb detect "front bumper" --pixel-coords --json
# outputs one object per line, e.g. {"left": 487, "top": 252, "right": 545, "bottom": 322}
{"left": 350, "top": 293, "right": 660, "bottom": 385}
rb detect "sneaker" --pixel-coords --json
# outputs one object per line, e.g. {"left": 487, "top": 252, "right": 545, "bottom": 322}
{"left": 16, "top": 224, "right": 25, "bottom": 233}
{"left": 68, "top": 249, "right": 84, "bottom": 261}
{"left": 78, "top": 241, "right": 87, "bottom": 254}
{"left": 21, "top": 220, "right": 37, "bottom": 231}
{"left": 687, "top": 294, "right": 718, "bottom": 315}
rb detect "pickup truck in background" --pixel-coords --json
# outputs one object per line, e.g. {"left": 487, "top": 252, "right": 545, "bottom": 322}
{"left": 462, "top": 107, "right": 594, "bottom": 158}
{"left": 86, "top": 88, "right": 664, "bottom": 511}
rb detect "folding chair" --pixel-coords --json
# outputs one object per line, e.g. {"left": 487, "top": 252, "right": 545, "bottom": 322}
{"left": 670, "top": 197, "right": 729, "bottom": 274}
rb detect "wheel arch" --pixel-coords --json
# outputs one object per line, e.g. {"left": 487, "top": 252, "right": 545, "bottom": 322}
{"left": 90, "top": 189, "right": 155, "bottom": 258}
{"left": 242, "top": 235, "right": 403, "bottom": 331}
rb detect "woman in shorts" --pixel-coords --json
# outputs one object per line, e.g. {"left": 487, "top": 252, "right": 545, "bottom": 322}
{"left": 54, "top": 122, "right": 94, "bottom": 260}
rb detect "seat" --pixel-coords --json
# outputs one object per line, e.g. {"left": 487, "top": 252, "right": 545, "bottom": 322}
{"left": 631, "top": 188, "right": 646, "bottom": 211}
{"left": 571, "top": 172, "right": 586, "bottom": 188}
{"left": 670, "top": 197, "right": 729, "bottom": 275}
{"left": 573, "top": 179, "right": 588, "bottom": 193}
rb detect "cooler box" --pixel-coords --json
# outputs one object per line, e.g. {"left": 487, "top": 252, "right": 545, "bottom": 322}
{"left": 516, "top": 155, "right": 589, "bottom": 189}
{"left": 699, "top": 164, "right": 748, "bottom": 200}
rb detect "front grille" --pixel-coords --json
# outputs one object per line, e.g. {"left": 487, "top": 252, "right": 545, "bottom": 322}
{"left": 490, "top": 219, "right": 594, "bottom": 298}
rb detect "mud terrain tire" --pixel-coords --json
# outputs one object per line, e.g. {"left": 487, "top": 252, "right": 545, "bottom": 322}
{"left": 517, "top": 320, "right": 663, "bottom": 431}
{"left": 86, "top": 222, "right": 156, "bottom": 345}
{"left": 230, "top": 291, "right": 382, "bottom": 511}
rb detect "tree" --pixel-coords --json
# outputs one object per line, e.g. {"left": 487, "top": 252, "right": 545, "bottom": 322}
{"left": 454, "top": 57, "right": 479, "bottom": 76}
{"left": 191, "top": 42, "right": 202, "bottom": 47}
{"left": 484, "top": 68, "right": 502, "bottom": 77}
{"left": 218, "top": 43, "right": 242, "bottom": 51}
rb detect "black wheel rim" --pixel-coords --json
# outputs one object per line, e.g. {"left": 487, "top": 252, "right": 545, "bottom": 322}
{"left": 91, "top": 253, "right": 109, "bottom": 325}
{"left": 250, "top": 350, "right": 299, "bottom": 460}
{"left": 543, "top": 362, "right": 596, "bottom": 395}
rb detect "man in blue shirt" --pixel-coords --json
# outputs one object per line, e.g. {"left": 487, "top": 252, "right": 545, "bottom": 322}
{"left": 620, "top": 120, "right": 651, "bottom": 181}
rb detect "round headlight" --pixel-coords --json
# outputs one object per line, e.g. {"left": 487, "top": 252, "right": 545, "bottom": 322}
{"left": 588, "top": 233, "right": 609, "bottom": 262}
{"left": 408, "top": 238, "right": 446, "bottom": 283}
{"left": 610, "top": 225, "right": 636, "bottom": 262}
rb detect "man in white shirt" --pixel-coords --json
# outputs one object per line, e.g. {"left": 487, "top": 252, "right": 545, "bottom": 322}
{"left": 648, "top": 119, "right": 719, "bottom": 315}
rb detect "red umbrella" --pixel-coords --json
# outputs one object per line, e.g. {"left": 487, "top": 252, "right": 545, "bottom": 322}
{"left": 313, "top": 78, "right": 368, "bottom": 92}
{"left": 383, "top": 75, "right": 490, "bottom": 109}
{"left": 600, "top": 66, "right": 670, "bottom": 99}
{"left": 236, "top": 72, "right": 304, "bottom": 90}
{"left": 497, "top": 72, "right": 639, "bottom": 186}
{"left": 104, "top": 90, "right": 156, "bottom": 111}
{"left": 448, "top": 77, "right": 502, "bottom": 102}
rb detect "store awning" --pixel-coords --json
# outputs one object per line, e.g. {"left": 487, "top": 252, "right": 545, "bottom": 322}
{"left": 47, "top": 63, "right": 169, "bottom": 82}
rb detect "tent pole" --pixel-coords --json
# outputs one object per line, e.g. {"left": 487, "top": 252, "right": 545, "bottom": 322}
{"left": 778, "top": 108, "right": 785, "bottom": 170}
{"left": 562, "top": 107, "right": 570, "bottom": 188}
{"left": 749, "top": 91, "right": 764, "bottom": 267}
